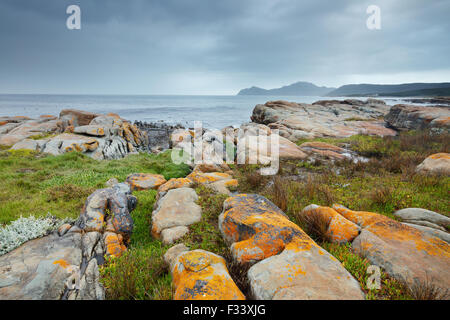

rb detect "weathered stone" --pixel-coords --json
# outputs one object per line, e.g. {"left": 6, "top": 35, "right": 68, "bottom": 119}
{"left": 73, "top": 125, "right": 106, "bottom": 137}
{"left": 186, "top": 171, "right": 233, "bottom": 184}
{"left": 300, "top": 205, "right": 360, "bottom": 243}
{"left": 219, "top": 194, "right": 365, "bottom": 300}
{"left": 385, "top": 104, "right": 450, "bottom": 132}
{"left": 57, "top": 224, "right": 72, "bottom": 237}
{"left": 171, "top": 249, "right": 245, "bottom": 300}
{"left": 157, "top": 178, "right": 192, "bottom": 193}
{"left": 0, "top": 117, "right": 59, "bottom": 147}
{"left": 79, "top": 183, "right": 136, "bottom": 238}
{"left": 208, "top": 179, "right": 239, "bottom": 195}
{"left": 333, "top": 204, "right": 450, "bottom": 291}
{"left": 0, "top": 233, "right": 82, "bottom": 299}
{"left": 10, "top": 139, "right": 40, "bottom": 151}
{"left": 193, "top": 163, "right": 231, "bottom": 173}
{"left": 161, "top": 226, "right": 190, "bottom": 245}
{"left": 125, "top": 173, "right": 167, "bottom": 191}
{"left": 59, "top": 109, "right": 100, "bottom": 129}
{"left": 416, "top": 153, "right": 450, "bottom": 175}
{"left": 164, "top": 243, "right": 189, "bottom": 270}
{"left": 394, "top": 207, "right": 450, "bottom": 229}
{"left": 105, "top": 178, "right": 119, "bottom": 188}
{"left": 75, "top": 259, "right": 105, "bottom": 300}
{"left": 151, "top": 187, "right": 202, "bottom": 238}
{"left": 103, "top": 232, "right": 127, "bottom": 257}
{"left": 403, "top": 223, "right": 450, "bottom": 244}
{"left": 251, "top": 100, "right": 396, "bottom": 141}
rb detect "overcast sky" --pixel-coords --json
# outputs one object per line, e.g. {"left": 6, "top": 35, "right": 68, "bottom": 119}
{"left": 0, "top": 0, "right": 449, "bottom": 95}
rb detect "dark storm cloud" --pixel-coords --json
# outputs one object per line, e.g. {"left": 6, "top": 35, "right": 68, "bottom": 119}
{"left": 0, "top": 0, "right": 449, "bottom": 94}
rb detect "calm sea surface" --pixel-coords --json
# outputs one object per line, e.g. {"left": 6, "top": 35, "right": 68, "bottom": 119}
{"left": 0, "top": 94, "right": 414, "bottom": 129}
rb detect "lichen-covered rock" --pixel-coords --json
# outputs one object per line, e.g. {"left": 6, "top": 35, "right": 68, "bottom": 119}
{"left": 0, "top": 116, "right": 59, "bottom": 147}
{"left": 209, "top": 178, "right": 239, "bottom": 195}
{"left": 0, "top": 233, "right": 82, "bottom": 299}
{"left": 402, "top": 223, "right": 450, "bottom": 244}
{"left": 251, "top": 100, "right": 396, "bottom": 141}
{"left": 193, "top": 163, "right": 231, "bottom": 173}
{"left": 186, "top": 171, "right": 233, "bottom": 184}
{"left": 161, "top": 226, "right": 190, "bottom": 245}
{"left": 219, "top": 194, "right": 365, "bottom": 300}
{"left": 151, "top": 187, "right": 202, "bottom": 240}
{"left": 164, "top": 243, "right": 189, "bottom": 270}
{"left": 394, "top": 207, "right": 450, "bottom": 230}
{"left": 333, "top": 204, "right": 450, "bottom": 291}
{"left": 171, "top": 249, "right": 245, "bottom": 300}
{"left": 79, "top": 183, "right": 136, "bottom": 238}
{"left": 158, "top": 178, "right": 193, "bottom": 193}
{"left": 415, "top": 153, "right": 450, "bottom": 175}
{"left": 300, "top": 205, "right": 360, "bottom": 243}
{"left": 126, "top": 173, "right": 167, "bottom": 191}
{"left": 385, "top": 104, "right": 450, "bottom": 132}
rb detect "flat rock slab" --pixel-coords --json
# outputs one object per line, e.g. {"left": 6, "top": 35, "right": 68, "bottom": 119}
{"left": 171, "top": 249, "right": 245, "bottom": 300}
{"left": 126, "top": 173, "right": 167, "bottom": 191}
{"left": 385, "top": 104, "right": 450, "bottom": 132}
{"left": 151, "top": 187, "right": 202, "bottom": 240}
{"left": 394, "top": 207, "right": 450, "bottom": 229}
{"left": 251, "top": 99, "right": 396, "bottom": 140}
{"left": 403, "top": 223, "right": 450, "bottom": 244}
{"left": 219, "top": 194, "right": 365, "bottom": 300}
{"left": 333, "top": 204, "right": 450, "bottom": 292}
{"left": 415, "top": 153, "right": 450, "bottom": 175}
{"left": 0, "top": 233, "right": 82, "bottom": 300}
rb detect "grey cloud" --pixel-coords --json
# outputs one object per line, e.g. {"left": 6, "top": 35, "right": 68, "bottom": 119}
{"left": 0, "top": 0, "right": 448, "bottom": 94}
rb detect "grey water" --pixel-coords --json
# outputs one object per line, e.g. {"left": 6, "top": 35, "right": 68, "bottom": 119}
{"left": 0, "top": 94, "right": 412, "bottom": 129}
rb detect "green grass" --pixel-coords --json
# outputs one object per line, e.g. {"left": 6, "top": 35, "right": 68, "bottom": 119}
{"left": 0, "top": 149, "right": 190, "bottom": 225}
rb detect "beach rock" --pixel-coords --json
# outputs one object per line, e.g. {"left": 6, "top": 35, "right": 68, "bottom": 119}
{"left": 219, "top": 194, "right": 365, "bottom": 300}
{"left": 10, "top": 139, "right": 40, "bottom": 152}
{"left": 300, "top": 205, "right": 360, "bottom": 243}
{"left": 186, "top": 171, "right": 233, "bottom": 184}
{"left": 416, "top": 153, "right": 450, "bottom": 175}
{"left": 79, "top": 183, "right": 136, "bottom": 238}
{"left": 299, "top": 141, "right": 353, "bottom": 161}
{"left": 385, "top": 104, "right": 450, "bottom": 132}
{"left": 0, "top": 117, "right": 59, "bottom": 147}
{"left": 105, "top": 178, "right": 119, "bottom": 188}
{"left": 3, "top": 110, "right": 149, "bottom": 160}
{"left": 164, "top": 243, "right": 190, "bottom": 270}
{"left": 251, "top": 100, "right": 396, "bottom": 141}
{"left": 236, "top": 123, "right": 307, "bottom": 163}
{"left": 0, "top": 233, "right": 82, "bottom": 299}
{"left": 103, "top": 232, "right": 127, "bottom": 257}
{"left": 73, "top": 125, "right": 106, "bottom": 137}
{"left": 41, "top": 133, "right": 99, "bottom": 156}
{"left": 161, "top": 226, "right": 190, "bottom": 245}
{"left": 394, "top": 208, "right": 450, "bottom": 229}
{"left": 193, "top": 163, "right": 231, "bottom": 173}
{"left": 333, "top": 204, "right": 450, "bottom": 291}
{"left": 171, "top": 249, "right": 245, "bottom": 300}
{"left": 209, "top": 179, "right": 239, "bottom": 195}
{"left": 125, "top": 173, "right": 167, "bottom": 191}
{"left": 151, "top": 187, "right": 202, "bottom": 240}
{"left": 403, "top": 223, "right": 450, "bottom": 244}
{"left": 57, "top": 224, "right": 72, "bottom": 237}
{"left": 158, "top": 178, "right": 193, "bottom": 193}
{"left": 59, "top": 109, "right": 100, "bottom": 132}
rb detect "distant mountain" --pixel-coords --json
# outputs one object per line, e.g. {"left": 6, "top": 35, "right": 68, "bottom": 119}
{"left": 326, "top": 82, "right": 450, "bottom": 97}
{"left": 237, "top": 81, "right": 335, "bottom": 96}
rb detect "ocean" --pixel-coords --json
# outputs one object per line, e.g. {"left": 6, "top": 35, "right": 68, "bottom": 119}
{"left": 0, "top": 94, "right": 413, "bottom": 129}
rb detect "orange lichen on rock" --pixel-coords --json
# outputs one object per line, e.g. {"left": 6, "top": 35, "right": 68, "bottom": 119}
{"left": 104, "top": 232, "right": 127, "bottom": 257}
{"left": 333, "top": 204, "right": 450, "bottom": 258}
{"left": 125, "top": 173, "right": 167, "bottom": 191}
{"left": 219, "top": 194, "right": 319, "bottom": 264}
{"left": 186, "top": 171, "right": 232, "bottom": 184}
{"left": 158, "top": 178, "right": 193, "bottom": 193}
{"left": 219, "top": 195, "right": 365, "bottom": 300}
{"left": 171, "top": 250, "right": 245, "bottom": 300}
{"left": 53, "top": 259, "right": 70, "bottom": 269}
{"left": 301, "top": 205, "right": 360, "bottom": 243}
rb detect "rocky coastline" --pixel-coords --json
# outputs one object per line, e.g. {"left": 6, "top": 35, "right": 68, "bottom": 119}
{"left": 0, "top": 98, "right": 449, "bottom": 300}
